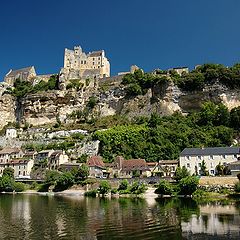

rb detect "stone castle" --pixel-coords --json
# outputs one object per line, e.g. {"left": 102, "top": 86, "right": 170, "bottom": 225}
{"left": 3, "top": 45, "right": 111, "bottom": 86}
{"left": 59, "top": 45, "right": 110, "bottom": 82}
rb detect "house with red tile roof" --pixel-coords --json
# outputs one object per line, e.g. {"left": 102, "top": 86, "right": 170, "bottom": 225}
{"left": 113, "top": 156, "right": 150, "bottom": 178}
{"left": 87, "top": 155, "right": 105, "bottom": 178}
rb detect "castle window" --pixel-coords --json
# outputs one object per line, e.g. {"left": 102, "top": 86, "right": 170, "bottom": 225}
{"left": 93, "top": 62, "right": 95, "bottom": 65}
{"left": 93, "top": 58, "right": 95, "bottom": 60}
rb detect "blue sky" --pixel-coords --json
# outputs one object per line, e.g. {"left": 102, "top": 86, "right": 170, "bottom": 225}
{"left": 0, "top": 0, "right": 240, "bottom": 80}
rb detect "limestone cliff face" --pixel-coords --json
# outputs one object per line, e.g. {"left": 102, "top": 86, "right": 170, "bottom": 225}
{"left": 1, "top": 80, "right": 240, "bottom": 129}
{"left": 0, "top": 93, "right": 16, "bottom": 129}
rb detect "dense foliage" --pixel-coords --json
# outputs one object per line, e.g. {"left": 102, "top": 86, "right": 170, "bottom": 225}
{"left": 10, "top": 75, "right": 59, "bottom": 98}
{"left": 155, "top": 180, "right": 174, "bottom": 195}
{"left": 93, "top": 102, "right": 237, "bottom": 162}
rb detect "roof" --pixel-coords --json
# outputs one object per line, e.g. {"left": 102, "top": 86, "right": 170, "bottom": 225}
{"left": 122, "top": 159, "right": 149, "bottom": 171}
{"left": 38, "top": 150, "right": 53, "bottom": 154}
{"left": 147, "top": 162, "right": 158, "bottom": 166}
{"left": 159, "top": 160, "right": 179, "bottom": 165}
{"left": 0, "top": 147, "right": 22, "bottom": 155}
{"left": 0, "top": 159, "right": 31, "bottom": 165}
{"left": 181, "top": 147, "right": 240, "bottom": 156}
{"left": 87, "top": 156, "right": 105, "bottom": 168}
{"left": 6, "top": 66, "right": 34, "bottom": 77}
{"left": 88, "top": 51, "right": 103, "bottom": 57}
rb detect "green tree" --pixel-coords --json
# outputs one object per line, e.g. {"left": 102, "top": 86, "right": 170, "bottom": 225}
{"left": 0, "top": 175, "right": 15, "bottom": 192}
{"left": 44, "top": 170, "right": 61, "bottom": 186}
{"left": 200, "top": 160, "right": 208, "bottom": 176}
{"left": 216, "top": 162, "right": 224, "bottom": 176}
{"left": 75, "top": 164, "right": 89, "bottom": 182}
{"left": 178, "top": 176, "right": 199, "bottom": 195}
{"left": 230, "top": 107, "right": 240, "bottom": 130}
{"left": 174, "top": 166, "right": 190, "bottom": 181}
{"left": 98, "top": 180, "right": 111, "bottom": 195}
{"left": 129, "top": 181, "right": 147, "bottom": 195}
{"left": 3, "top": 167, "right": 14, "bottom": 178}
{"left": 155, "top": 180, "right": 174, "bottom": 195}
{"left": 54, "top": 172, "right": 74, "bottom": 192}
{"left": 118, "top": 179, "right": 129, "bottom": 191}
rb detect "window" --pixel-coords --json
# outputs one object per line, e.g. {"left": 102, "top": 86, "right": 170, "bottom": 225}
{"left": 210, "top": 162, "right": 214, "bottom": 168}
{"left": 210, "top": 170, "right": 215, "bottom": 175}
{"left": 198, "top": 163, "right": 201, "bottom": 167}
{"left": 187, "top": 163, "right": 190, "bottom": 168}
{"left": 185, "top": 156, "right": 191, "bottom": 160}
{"left": 209, "top": 155, "right": 213, "bottom": 160}
{"left": 197, "top": 156, "right": 202, "bottom": 160}
{"left": 222, "top": 155, "right": 226, "bottom": 160}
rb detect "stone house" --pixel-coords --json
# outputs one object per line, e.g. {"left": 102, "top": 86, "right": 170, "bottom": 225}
{"left": 4, "top": 66, "right": 36, "bottom": 85}
{"left": 0, "top": 147, "right": 24, "bottom": 164}
{"left": 158, "top": 160, "right": 179, "bottom": 177}
{"left": 48, "top": 150, "right": 69, "bottom": 170}
{"left": 87, "top": 155, "right": 105, "bottom": 178}
{"left": 113, "top": 156, "right": 150, "bottom": 178}
{"left": 35, "top": 150, "right": 55, "bottom": 162}
{"left": 0, "top": 159, "right": 34, "bottom": 179}
{"left": 180, "top": 147, "right": 240, "bottom": 175}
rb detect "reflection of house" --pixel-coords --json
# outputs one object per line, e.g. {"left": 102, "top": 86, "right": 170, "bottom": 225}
{"left": 87, "top": 156, "right": 105, "bottom": 178}
{"left": 0, "top": 148, "right": 24, "bottom": 163}
{"left": 228, "top": 158, "right": 240, "bottom": 176}
{"left": 48, "top": 150, "right": 69, "bottom": 170}
{"left": 113, "top": 156, "right": 150, "bottom": 178}
{"left": 0, "top": 159, "right": 34, "bottom": 179}
{"left": 180, "top": 147, "right": 240, "bottom": 175}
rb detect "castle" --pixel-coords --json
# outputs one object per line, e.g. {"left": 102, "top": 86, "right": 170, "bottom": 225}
{"left": 59, "top": 46, "right": 110, "bottom": 82}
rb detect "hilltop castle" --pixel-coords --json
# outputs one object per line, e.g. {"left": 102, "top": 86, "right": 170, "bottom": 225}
{"left": 59, "top": 45, "right": 110, "bottom": 82}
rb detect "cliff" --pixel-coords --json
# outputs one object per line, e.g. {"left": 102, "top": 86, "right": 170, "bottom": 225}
{"left": 1, "top": 78, "right": 240, "bottom": 130}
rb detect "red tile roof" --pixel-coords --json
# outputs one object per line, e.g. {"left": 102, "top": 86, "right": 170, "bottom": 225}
{"left": 87, "top": 156, "right": 105, "bottom": 168}
{"left": 122, "top": 159, "right": 149, "bottom": 171}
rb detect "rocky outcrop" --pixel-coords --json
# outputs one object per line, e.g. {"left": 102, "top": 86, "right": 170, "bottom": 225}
{"left": 1, "top": 78, "right": 240, "bottom": 130}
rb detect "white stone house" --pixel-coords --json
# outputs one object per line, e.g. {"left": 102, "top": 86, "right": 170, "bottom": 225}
{"left": 0, "top": 148, "right": 24, "bottom": 164}
{"left": 48, "top": 150, "right": 69, "bottom": 170}
{"left": 0, "top": 159, "right": 34, "bottom": 179}
{"left": 179, "top": 147, "right": 240, "bottom": 176}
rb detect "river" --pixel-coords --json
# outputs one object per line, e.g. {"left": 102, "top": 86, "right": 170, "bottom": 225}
{"left": 0, "top": 194, "right": 239, "bottom": 239}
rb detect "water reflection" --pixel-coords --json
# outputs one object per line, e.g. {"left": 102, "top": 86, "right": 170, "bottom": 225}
{"left": 0, "top": 194, "right": 239, "bottom": 239}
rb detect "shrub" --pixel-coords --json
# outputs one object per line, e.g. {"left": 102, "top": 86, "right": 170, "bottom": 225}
{"left": 118, "top": 179, "right": 129, "bottom": 191}
{"left": 155, "top": 180, "right": 173, "bottom": 195}
{"left": 84, "top": 189, "right": 97, "bottom": 197}
{"left": 174, "top": 166, "right": 190, "bottom": 182}
{"left": 178, "top": 176, "right": 199, "bottom": 195}
{"left": 234, "top": 182, "right": 240, "bottom": 193}
{"left": 37, "top": 184, "right": 49, "bottom": 192}
{"left": 0, "top": 176, "right": 15, "bottom": 192}
{"left": 111, "top": 188, "right": 118, "bottom": 194}
{"left": 54, "top": 172, "right": 74, "bottom": 192}
{"left": 98, "top": 180, "right": 111, "bottom": 195}
{"left": 14, "top": 182, "right": 26, "bottom": 192}
{"left": 129, "top": 181, "right": 147, "bottom": 195}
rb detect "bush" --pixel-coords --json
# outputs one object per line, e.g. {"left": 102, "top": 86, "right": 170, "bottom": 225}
{"left": 234, "top": 182, "right": 240, "bottom": 193}
{"left": 118, "top": 179, "right": 129, "bottom": 191}
{"left": 84, "top": 189, "right": 97, "bottom": 197}
{"left": 54, "top": 172, "right": 74, "bottom": 192}
{"left": 14, "top": 182, "right": 26, "bottom": 192}
{"left": 178, "top": 176, "right": 199, "bottom": 195}
{"left": 37, "top": 184, "right": 49, "bottom": 192}
{"left": 155, "top": 180, "right": 173, "bottom": 195}
{"left": 111, "top": 188, "right": 118, "bottom": 194}
{"left": 129, "top": 181, "right": 147, "bottom": 195}
{"left": 0, "top": 176, "right": 15, "bottom": 192}
{"left": 98, "top": 180, "right": 111, "bottom": 195}
{"left": 174, "top": 166, "right": 190, "bottom": 182}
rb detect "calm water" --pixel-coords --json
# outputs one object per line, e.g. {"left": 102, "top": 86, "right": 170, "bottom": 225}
{"left": 0, "top": 194, "right": 239, "bottom": 240}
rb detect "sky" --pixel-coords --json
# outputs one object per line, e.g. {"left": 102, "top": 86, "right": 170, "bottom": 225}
{"left": 0, "top": 0, "right": 240, "bottom": 80}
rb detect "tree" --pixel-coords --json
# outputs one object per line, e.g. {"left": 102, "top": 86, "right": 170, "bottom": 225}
{"left": 0, "top": 175, "right": 15, "bottom": 192}
{"left": 118, "top": 179, "right": 129, "bottom": 191}
{"left": 200, "top": 160, "right": 208, "bottom": 176}
{"left": 155, "top": 180, "right": 173, "bottom": 195}
{"left": 98, "top": 180, "right": 111, "bottom": 195}
{"left": 230, "top": 107, "right": 240, "bottom": 130}
{"left": 216, "top": 163, "right": 224, "bottom": 176}
{"left": 174, "top": 166, "right": 190, "bottom": 181}
{"left": 44, "top": 170, "right": 61, "bottom": 186}
{"left": 129, "top": 181, "right": 147, "bottom": 195}
{"left": 3, "top": 167, "right": 14, "bottom": 178}
{"left": 54, "top": 172, "right": 75, "bottom": 191}
{"left": 75, "top": 164, "right": 89, "bottom": 182}
{"left": 178, "top": 176, "right": 199, "bottom": 195}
